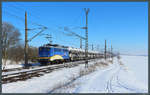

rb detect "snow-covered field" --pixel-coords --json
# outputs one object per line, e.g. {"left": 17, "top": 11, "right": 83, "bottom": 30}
{"left": 2, "top": 55, "right": 148, "bottom": 93}
{"left": 120, "top": 55, "right": 148, "bottom": 87}
{"left": 52, "top": 55, "right": 148, "bottom": 93}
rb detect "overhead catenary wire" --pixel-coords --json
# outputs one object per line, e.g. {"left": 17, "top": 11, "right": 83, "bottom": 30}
{"left": 3, "top": 4, "right": 106, "bottom": 52}
{"left": 3, "top": 5, "right": 46, "bottom": 29}
{"left": 6, "top": 2, "right": 63, "bottom": 29}
{"left": 3, "top": 10, "right": 44, "bottom": 30}
{"left": 3, "top": 10, "right": 95, "bottom": 51}
{"left": 4, "top": 2, "right": 85, "bottom": 36}
{"left": 3, "top": 7, "right": 49, "bottom": 38}
{"left": 37, "top": 27, "right": 80, "bottom": 48}
{"left": 6, "top": 3, "right": 79, "bottom": 40}
{"left": 9, "top": 4, "right": 45, "bottom": 25}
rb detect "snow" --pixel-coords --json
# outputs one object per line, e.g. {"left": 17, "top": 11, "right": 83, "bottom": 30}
{"left": 2, "top": 64, "right": 23, "bottom": 69}
{"left": 2, "top": 55, "right": 148, "bottom": 93}
{"left": 2, "top": 59, "right": 103, "bottom": 93}
{"left": 51, "top": 55, "right": 148, "bottom": 93}
{"left": 2, "top": 60, "right": 23, "bottom": 70}
{"left": 119, "top": 55, "right": 148, "bottom": 86}
{"left": 3, "top": 63, "right": 63, "bottom": 76}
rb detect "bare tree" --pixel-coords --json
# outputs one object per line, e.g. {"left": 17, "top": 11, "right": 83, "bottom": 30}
{"left": 2, "top": 22, "right": 21, "bottom": 69}
{"left": 7, "top": 45, "right": 24, "bottom": 64}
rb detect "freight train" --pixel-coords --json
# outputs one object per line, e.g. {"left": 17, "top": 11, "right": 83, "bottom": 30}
{"left": 38, "top": 44, "right": 103, "bottom": 65}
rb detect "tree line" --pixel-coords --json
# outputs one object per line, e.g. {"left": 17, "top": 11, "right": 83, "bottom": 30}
{"left": 2, "top": 22, "right": 38, "bottom": 65}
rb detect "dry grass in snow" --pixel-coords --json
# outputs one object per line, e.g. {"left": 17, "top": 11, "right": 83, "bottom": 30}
{"left": 50, "top": 60, "right": 109, "bottom": 92}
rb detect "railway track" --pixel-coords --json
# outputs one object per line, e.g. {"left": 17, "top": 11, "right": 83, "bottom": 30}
{"left": 2, "top": 64, "right": 59, "bottom": 73}
{"left": 2, "top": 67, "right": 24, "bottom": 72}
{"left": 2, "top": 59, "right": 98, "bottom": 84}
{"left": 2, "top": 58, "right": 97, "bottom": 73}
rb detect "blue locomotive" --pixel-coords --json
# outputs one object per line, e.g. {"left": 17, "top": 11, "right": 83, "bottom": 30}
{"left": 38, "top": 44, "right": 70, "bottom": 64}
{"left": 38, "top": 44, "right": 103, "bottom": 65}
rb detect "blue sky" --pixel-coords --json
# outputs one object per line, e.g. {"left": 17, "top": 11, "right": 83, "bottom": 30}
{"left": 2, "top": 2, "right": 148, "bottom": 55}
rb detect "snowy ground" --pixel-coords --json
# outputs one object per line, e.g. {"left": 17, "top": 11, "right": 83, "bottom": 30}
{"left": 120, "top": 55, "right": 148, "bottom": 87}
{"left": 52, "top": 55, "right": 148, "bottom": 93}
{"left": 2, "top": 59, "right": 104, "bottom": 93}
{"left": 2, "top": 60, "right": 23, "bottom": 69}
{"left": 2, "top": 55, "right": 148, "bottom": 93}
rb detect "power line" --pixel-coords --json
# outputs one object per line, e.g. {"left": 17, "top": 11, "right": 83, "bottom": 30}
{"left": 45, "top": 28, "right": 79, "bottom": 47}
{"left": 3, "top": 11, "right": 25, "bottom": 22}
{"left": 8, "top": 2, "right": 86, "bottom": 33}
{"left": 4, "top": 2, "right": 86, "bottom": 41}
{"left": 10, "top": 4, "right": 44, "bottom": 23}
{"left": 3, "top": 4, "right": 143, "bottom": 7}
{"left": 3, "top": 8, "right": 49, "bottom": 40}
{"left": 9, "top": 2, "right": 60, "bottom": 29}
{"left": 3, "top": 6, "right": 45, "bottom": 28}
{"left": 3, "top": 4, "right": 97, "bottom": 51}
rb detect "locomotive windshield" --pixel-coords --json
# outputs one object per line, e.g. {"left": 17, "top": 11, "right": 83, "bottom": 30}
{"left": 39, "top": 47, "right": 50, "bottom": 57}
